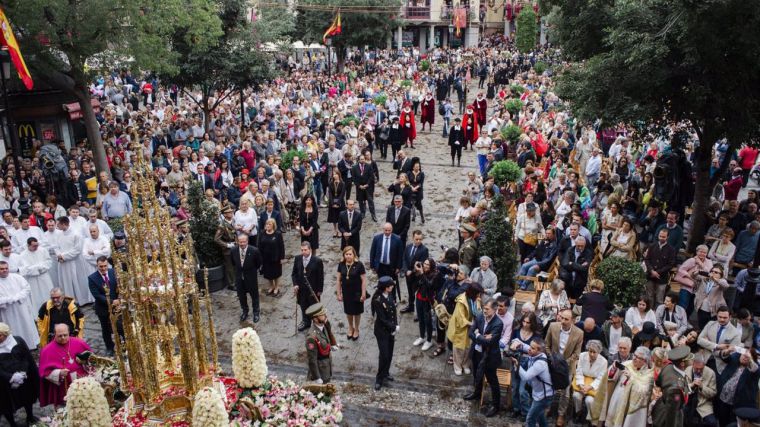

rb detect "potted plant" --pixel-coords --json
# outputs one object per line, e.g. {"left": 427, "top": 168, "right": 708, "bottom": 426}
{"left": 479, "top": 196, "right": 518, "bottom": 292}
{"left": 400, "top": 79, "right": 413, "bottom": 88}
{"left": 373, "top": 94, "right": 388, "bottom": 106}
{"left": 488, "top": 160, "right": 522, "bottom": 189}
{"left": 419, "top": 59, "right": 431, "bottom": 72}
{"left": 280, "top": 149, "right": 303, "bottom": 170}
{"left": 500, "top": 124, "right": 523, "bottom": 145}
{"left": 504, "top": 98, "right": 523, "bottom": 119}
{"left": 534, "top": 61, "right": 548, "bottom": 75}
{"left": 187, "top": 181, "right": 226, "bottom": 292}
{"left": 595, "top": 257, "right": 647, "bottom": 308}
{"left": 509, "top": 84, "right": 526, "bottom": 96}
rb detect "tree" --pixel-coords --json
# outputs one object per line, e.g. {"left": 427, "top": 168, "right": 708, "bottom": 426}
{"left": 187, "top": 181, "right": 223, "bottom": 268}
{"left": 294, "top": 0, "right": 402, "bottom": 73}
{"left": 166, "top": 0, "right": 294, "bottom": 130}
{"left": 4, "top": 0, "right": 222, "bottom": 175}
{"left": 549, "top": 0, "right": 760, "bottom": 251}
{"left": 515, "top": 8, "right": 538, "bottom": 53}
{"left": 479, "top": 196, "right": 518, "bottom": 293}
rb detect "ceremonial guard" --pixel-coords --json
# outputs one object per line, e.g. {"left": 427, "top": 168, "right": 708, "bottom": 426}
{"left": 305, "top": 303, "right": 336, "bottom": 384}
{"left": 292, "top": 242, "right": 325, "bottom": 331}
{"left": 399, "top": 102, "right": 417, "bottom": 149}
{"left": 214, "top": 205, "right": 237, "bottom": 289}
{"left": 652, "top": 346, "right": 693, "bottom": 427}
{"left": 474, "top": 92, "right": 488, "bottom": 127}
{"left": 419, "top": 93, "right": 435, "bottom": 132}
{"left": 176, "top": 220, "right": 190, "bottom": 244}
{"left": 459, "top": 223, "right": 479, "bottom": 271}
{"left": 461, "top": 105, "right": 479, "bottom": 150}
{"left": 372, "top": 276, "right": 398, "bottom": 391}
{"left": 448, "top": 118, "right": 465, "bottom": 167}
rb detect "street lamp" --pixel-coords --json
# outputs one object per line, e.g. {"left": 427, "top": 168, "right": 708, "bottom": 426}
{"left": 0, "top": 50, "right": 24, "bottom": 192}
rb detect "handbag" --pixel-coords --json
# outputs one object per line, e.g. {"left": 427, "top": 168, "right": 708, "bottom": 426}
{"left": 571, "top": 375, "right": 596, "bottom": 397}
{"left": 434, "top": 303, "right": 451, "bottom": 328}
{"left": 523, "top": 233, "right": 538, "bottom": 247}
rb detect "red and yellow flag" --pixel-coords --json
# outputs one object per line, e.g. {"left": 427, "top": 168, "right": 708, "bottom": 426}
{"left": 0, "top": 7, "right": 32, "bottom": 90}
{"left": 322, "top": 11, "right": 342, "bottom": 44}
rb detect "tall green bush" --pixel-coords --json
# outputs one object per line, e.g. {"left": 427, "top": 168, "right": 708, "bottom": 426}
{"left": 479, "top": 196, "right": 518, "bottom": 292}
{"left": 187, "top": 181, "right": 223, "bottom": 268}
{"left": 534, "top": 61, "right": 548, "bottom": 75}
{"left": 516, "top": 8, "right": 538, "bottom": 53}
{"left": 280, "top": 149, "right": 304, "bottom": 170}
{"left": 595, "top": 257, "right": 647, "bottom": 308}
{"left": 501, "top": 124, "right": 523, "bottom": 144}
{"left": 488, "top": 160, "right": 522, "bottom": 187}
{"left": 504, "top": 98, "right": 523, "bottom": 118}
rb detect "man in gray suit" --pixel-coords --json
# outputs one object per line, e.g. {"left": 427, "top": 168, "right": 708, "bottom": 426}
{"left": 697, "top": 306, "right": 741, "bottom": 374}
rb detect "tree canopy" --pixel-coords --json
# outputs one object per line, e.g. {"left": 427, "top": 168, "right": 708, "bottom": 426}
{"left": 515, "top": 7, "right": 538, "bottom": 53}
{"left": 547, "top": 0, "right": 760, "bottom": 249}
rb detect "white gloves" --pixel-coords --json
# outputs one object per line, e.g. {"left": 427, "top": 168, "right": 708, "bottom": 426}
{"left": 392, "top": 325, "right": 400, "bottom": 336}
{"left": 9, "top": 372, "right": 26, "bottom": 389}
{"left": 226, "top": 242, "right": 235, "bottom": 249}
{"left": 315, "top": 378, "right": 323, "bottom": 384}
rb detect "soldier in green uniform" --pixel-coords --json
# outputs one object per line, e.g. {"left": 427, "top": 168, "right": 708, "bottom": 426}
{"left": 305, "top": 303, "right": 337, "bottom": 384}
{"left": 652, "top": 346, "right": 693, "bottom": 427}
{"left": 215, "top": 204, "right": 237, "bottom": 289}
{"left": 459, "top": 223, "right": 478, "bottom": 271}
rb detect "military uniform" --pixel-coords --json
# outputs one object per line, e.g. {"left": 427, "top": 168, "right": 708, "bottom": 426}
{"left": 372, "top": 276, "right": 399, "bottom": 390}
{"left": 459, "top": 225, "right": 479, "bottom": 271}
{"left": 214, "top": 206, "right": 237, "bottom": 287}
{"left": 305, "top": 303, "right": 334, "bottom": 383}
{"left": 652, "top": 346, "right": 693, "bottom": 427}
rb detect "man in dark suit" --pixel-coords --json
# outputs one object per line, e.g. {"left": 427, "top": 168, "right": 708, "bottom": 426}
{"left": 644, "top": 228, "right": 677, "bottom": 305}
{"left": 231, "top": 234, "right": 263, "bottom": 322}
{"left": 448, "top": 117, "right": 465, "bottom": 167}
{"left": 369, "top": 223, "right": 404, "bottom": 298}
{"left": 463, "top": 298, "right": 504, "bottom": 418}
{"left": 400, "top": 230, "right": 429, "bottom": 313}
{"left": 87, "top": 256, "right": 120, "bottom": 355}
{"left": 352, "top": 155, "right": 376, "bottom": 221}
{"left": 559, "top": 236, "right": 593, "bottom": 299}
{"left": 338, "top": 199, "right": 363, "bottom": 255}
{"left": 292, "top": 241, "right": 325, "bottom": 331}
{"left": 393, "top": 150, "right": 412, "bottom": 178}
{"left": 258, "top": 198, "right": 283, "bottom": 232}
{"left": 337, "top": 152, "right": 355, "bottom": 200}
{"left": 385, "top": 195, "right": 411, "bottom": 245}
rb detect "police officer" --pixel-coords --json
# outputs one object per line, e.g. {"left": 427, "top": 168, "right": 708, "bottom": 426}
{"left": 652, "top": 346, "right": 693, "bottom": 427}
{"left": 459, "top": 223, "right": 478, "bottom": 271}
{"left": 372, "top": 276, "right": 398, "bottom": 391}
{"left": 305, "top": 303, "right": 336, "bottom": 384}
{"left": 214, "top": 205, "right": 237, "bottom": 289}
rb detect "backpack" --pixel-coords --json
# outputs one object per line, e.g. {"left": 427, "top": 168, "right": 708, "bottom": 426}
{"left": 438, "top": 104, "right": 445, "bottom": 116}
{"left": 539, "top": 353, "right": 570, "bottom": 390}
{"left": 443, "top": 282, "right": 467, "bottom": 314}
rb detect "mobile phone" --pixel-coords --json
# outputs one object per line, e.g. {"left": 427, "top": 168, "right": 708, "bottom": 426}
{"left": 614, "top": 361, "right": 626, "bottom": 370}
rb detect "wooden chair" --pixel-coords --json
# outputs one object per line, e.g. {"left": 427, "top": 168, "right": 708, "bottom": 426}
{"left": 480, "top": 368, "right": 512, "bottom": 409}
{"left": 514, "top": 259, "right": 559, "bottom": 304}
{"left": 668, "top": 268, "right": 681, "bottom": 293}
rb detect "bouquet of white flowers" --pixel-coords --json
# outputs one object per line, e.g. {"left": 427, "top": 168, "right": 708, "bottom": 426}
{"left": 64, "top": 377, "right": 111, "bottom": 427}
{"left": 232, "top": 328, "right": 268, "bottom": 388}
{"left": 192, "top": 387, "right": 228, "bottom": 427}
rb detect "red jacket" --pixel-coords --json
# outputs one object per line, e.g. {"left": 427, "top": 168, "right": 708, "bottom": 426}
{"left": 724, "top": 176, "right": 743, "bottom": 201}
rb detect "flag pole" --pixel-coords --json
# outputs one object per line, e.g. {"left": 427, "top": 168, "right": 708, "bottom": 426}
{"left": 0, "top": 50, "right": 23, "bottom": 192}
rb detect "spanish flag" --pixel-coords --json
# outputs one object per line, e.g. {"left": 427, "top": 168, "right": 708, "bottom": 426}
{"left": 322, "top": 11, "right": 341, "bottom": 44}
{"left": 0, "top": 7, "right": 32, "bottom": 90}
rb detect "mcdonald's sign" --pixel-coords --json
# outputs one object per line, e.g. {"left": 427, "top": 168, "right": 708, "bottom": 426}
{"left": 16, "top": 121, "right": 35, "bottom": 157}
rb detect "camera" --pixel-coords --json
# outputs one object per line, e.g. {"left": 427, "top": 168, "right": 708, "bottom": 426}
{"left": 503, "top": 349, "right": 521, "bottom": 360}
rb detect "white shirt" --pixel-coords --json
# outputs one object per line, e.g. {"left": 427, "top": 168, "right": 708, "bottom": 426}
{"left": 11, "top": 226, "right": 43, "bottom": 253}
{"left": 559, "top": 327, "right": 570, "bottom": 353}
{"left": 585, "top": 155, "right": 601, "bottom": 176}
{"left": 608, "top": 325, "right": 623, "bottom": 355}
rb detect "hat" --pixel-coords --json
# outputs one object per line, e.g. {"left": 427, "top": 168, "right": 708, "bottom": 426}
{"left": 377, "top": 276, "right": 395, "bottom": 289}
{"left": 735, "top": 407, "right": 760, "bottom": 422}
{"left": 241, "top": 169, "right": 250, "bottom": 175}
{"left": 114, "top": 231, "right": 127, "bottom": 240}
{"left": 747, "top": 268, "right": 760, "bottom": 284}
{"left": 667, "top": 346, "right": 694, "bottom": 363}
{"left": 221, "top": 205, "right": 234, "bottom": 214}
{"left": 663, "top": 320, "right": 678, "bottom": 330}
{"left": 636, "top": 321, "right": 658, "bottom": 341}
{"left": 461, "top": 223, "right": 477, "bottom": 233}
{"left": 305, "top": 303, "right": 326, "bottom": 318}
{"left": 454, "top": 117, "right": 462, "bottom": 122}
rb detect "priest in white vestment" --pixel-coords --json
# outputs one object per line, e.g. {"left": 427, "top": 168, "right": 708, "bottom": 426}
{"left": 67, "top": 207, "right": 88, "bottom": 239}
{"left": 0, "top": 261, "right": 40, "bottom": 348}
{"left": 18, "top": 237, "right": 55, "bottom": 309}
{"left": 85, "top": 210, "right": 113, "bottom": 241}
{"left": 10, "top": 216, "right": 43, "bottom": 254}
{"left": 54, "top": 217, "right": 93, "bottom": 305}
{"left": 0, "top": 241, "right": 21, "bottom": 273}
{"left": 40, "top": 218, "right": 60, "bottom": 287}
{"left": 82, "top": 224, "right": 111, "bottom": 273}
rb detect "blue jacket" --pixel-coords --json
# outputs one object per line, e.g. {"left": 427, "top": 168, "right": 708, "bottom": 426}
{"left": 369, "top": 233, "right": 404, "bottom": 271}
{"left": 468, "top": 314, "right": 504, "bottom": 365}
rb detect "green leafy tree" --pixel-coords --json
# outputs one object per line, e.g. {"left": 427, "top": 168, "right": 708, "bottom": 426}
{"left": 166, "top": 0, "right": 294, "bottom": 130}
{"left": 550, "top": 0, "right": 760, "bottom": 250}
{"left": 515, "top": 8, "right": 538, "bottom": 53}
{"left": 4, "top": 0, "right": 222, "bottom": 174}
{"left": 479, "top": 196, "right": 518, "bottom": 292}
{"left": 187, "top": 181, "right": 223, "bottom": 267}
{"left": 488, "top": 160, "right": 522, "bottom": 187}
{"left": 595, "top": 257, "right": 646, "bottom": 308}
{"left": 294, "top": 0, "right": 402, "bottom": 72}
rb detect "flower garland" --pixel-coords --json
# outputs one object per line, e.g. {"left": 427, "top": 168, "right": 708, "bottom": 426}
{"left": 64, "top": 377, "right": 112, "bottom": 427}
{"left": 232, "top": 328, "right": 268, "bottom": 388}
{"left": 192, "top": 387, "right": 228, "bottom": 427}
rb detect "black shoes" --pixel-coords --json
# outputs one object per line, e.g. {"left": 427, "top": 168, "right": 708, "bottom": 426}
{"left": 374, "top": 382, "right": 382, "bottom": 391}
{"left": 484, "top": 406, "right": 500, "bottom": 418}
{"left": 298, "top": 321, "right": 311, "bottom": 332}
{"left": 385, "top": 375, "right": 394, "bottom": 382}
{"left": 463, "top": 392, "right": 480, "bottom": 401}
{"left": 400, "top": 306, "right": 414, "bottom": 314}
{"left": 239, "top": 312, "right": 249, "bottom": 322}
{"left": 253, "top": 313, "right": 260, "bottom": 323}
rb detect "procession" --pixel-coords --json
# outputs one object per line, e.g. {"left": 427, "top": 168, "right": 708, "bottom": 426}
{"left": 0, "top": 0, "right": 759, "bottom": 426}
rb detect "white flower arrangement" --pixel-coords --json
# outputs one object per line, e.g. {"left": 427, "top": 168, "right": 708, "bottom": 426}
{"left": 192, "top": 386, "right": 228, "bottom": 427}
{"left": 64, "top": 377, "right": 111, "bottom": 427}
{"left": 232, "top": 328, "right": 268, "bottom": 388}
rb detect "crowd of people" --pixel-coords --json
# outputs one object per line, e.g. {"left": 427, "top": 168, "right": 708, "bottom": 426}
{"left": 0, "top": 32, "right": 758, "bottom": 426}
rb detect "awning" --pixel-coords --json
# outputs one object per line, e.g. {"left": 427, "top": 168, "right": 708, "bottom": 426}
{"left": 63, "top": 98, "right": 101, "bottom": 120}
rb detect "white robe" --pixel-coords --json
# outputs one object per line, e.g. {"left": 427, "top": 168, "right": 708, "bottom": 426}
{"left": 85, "top": 219, "right": 113, "bottom": 241}
{"left": 10, "top": 226, "right": 43, "bottom": 253}
{"left": 82, "top": 236, "right": 111, "bottom": 271}
{"left": 68, "top": 216, "right": 88, "bottom": 239}
{"left": 0, "top": 273, "right": 40, "bottom": 348}
{"left": 40, "top": 230, "right": 61, "bottom": 286}
{"left": 54, "top": 229, "right": 94, "bottom": 304}
{"left": 0, "top": 253, "right": 21, "bottom": 273}
{"left": 18, "top": 248, "right": 55, "bottom": 310}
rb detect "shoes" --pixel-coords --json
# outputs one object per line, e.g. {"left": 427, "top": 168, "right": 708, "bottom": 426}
{"left": 454, "top": 367, "right": 462, "bottom": 376}
{"left": 385, "top": 375, "right": 394, "bottom": 382}
{"left": 464, "top": 368, "right": 471, "bottom": 375}
{"left": 413, "top": 337, "right": 425, "bottom": 346}
{"left": 511, "top": 410, "right": 522, "bottom": 418}
{"left": 227, "top": 284, "right": 237, "bottom": 291}
{"left": 485, "top": 406, "right": 500, "bottom": 418}
{"left": 253, "top": 313, "right": 260, "bottom": 323}
{"left": 297, "top": 321, "right": 311, "bottom": 332}
{"left": 374, "top": 382, "right": 382, "bottom": 391}
{"left": 400, "top": 306, "right": 414, "bottom": 314}
{"left": 413, "top": 316, "right": 418, "bottom": 322}
{"left": 463, "top": 392, "right": 480, "bottom": 401}
{"left": 372, "top": 216, "right": 378, "bottom": 222}
{"left": 239, "top": 312, "right": 249, "bottom": 322}
{"left": 421, "top": 341, "right": 433, "bottom": 351}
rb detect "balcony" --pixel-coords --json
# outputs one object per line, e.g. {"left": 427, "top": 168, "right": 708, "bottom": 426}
{"left": 405, "top": 6, "right": 431, "bottom": 20}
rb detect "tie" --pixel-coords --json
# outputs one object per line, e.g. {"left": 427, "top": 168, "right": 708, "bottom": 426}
{"left": 103, "top": 274, "right": 109, "bottom": 287}
{"left": 240, "top": 247, "right": 246, "bottom": 265}
{"left": 395, "top": 208, "right": 400, "bottom": 222}
{"left": 716, "top": 325, "right": 725, "bottom": 343}
{"left": 348, "top": 212, "right": 353, "bottom": 224}
{"left": 360, "top": 164, "right": 364, "bottom": 174}
{"left": 382, "top": 236, "right": 390, "bottom": 265}
{"left": 410, "top": 245, "right": 416, "bottom": 260}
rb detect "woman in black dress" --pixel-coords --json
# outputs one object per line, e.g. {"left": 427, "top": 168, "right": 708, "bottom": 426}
{"left": 387, "top": 172, "right": 413, "bottom": 209}
{"left": 327, "top": 169, "right": 346, "bottom": 237}
{"left": 258, "top": 218, "right": 285, "bottom": 297}
{"left": 409, "top": 159, "right": 425, "bottom": 224}
{"left": 336, "top": 246, "right": 367, "bottom": 341}
{"left": 299, "top": 194, "right": 319, "bottom": 254}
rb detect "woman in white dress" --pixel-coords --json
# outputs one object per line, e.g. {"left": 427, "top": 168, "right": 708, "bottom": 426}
{"left": 536, "top": 279, "right": 571, "bottom": 328}
{"left": 624, "top": 296, "right": 657, "bottom": 335}
{"left": 233, "top": 199, "right": 258, "bottom": 239}
{"left": 600, "top": 202, "right": 623, "bottom": 253}
{"left": 572, "top": 340, "right": 608, "bottom": 424}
